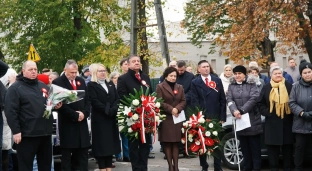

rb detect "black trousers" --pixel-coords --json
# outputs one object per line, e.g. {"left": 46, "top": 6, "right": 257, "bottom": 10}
{"left": 2, "top": 150, "right": 9, "bottom": 171}
{"left": 129, "top": 134, "right": 151, "bottom": 171}
{"left": 16, "top": 135, "right": 52, "bottom": 171}
{"left": 294, "top": 133, "right": 312, "bottom": 171}
{"left": 61, "top": 147, "right": 89, "bottom": 171}
{"left": 239, "top": 134, "right": 261, "bottom": 171}
{"left": 267, "top": 144, "right": 293, "bottom": 171}
{"left": 199, "top": 147, "right": 222, "bottom": 170}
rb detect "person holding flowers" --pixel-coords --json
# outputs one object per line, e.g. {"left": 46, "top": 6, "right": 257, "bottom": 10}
{"left": 87, "top": 63, "right": 120, "bottom": 171}
{"left": 52, "top": 60, "right": 90, "bottom": 171}
{"left": 227, "top": 65, "right": 262, "bottom": 171}
{"left": 190, "top": 60, "right": 226, "bottom": 171}
{"left": 156, "top": 67, "right": 186, "bottom": 171}
{"left": 117, "top": 55, "right": 153, "bottom": 171}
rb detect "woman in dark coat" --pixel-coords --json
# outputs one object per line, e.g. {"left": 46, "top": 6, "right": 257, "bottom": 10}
{"left": 227, "top": 65, "right": 262, "bottom": 171}
{"left": 289, "top": 60, "right": 312, "bottom": 171}
{"left": 258, "top": 66, "right": 293, "bottom": 171}
{"left": 156, "top": 67, "right": 186, "bottom": 171}
{"left": 87, "top": 63, "right": 121, "bottom": 171}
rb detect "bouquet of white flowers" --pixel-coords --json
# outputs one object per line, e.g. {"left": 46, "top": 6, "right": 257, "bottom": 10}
{"left": 43, "top": 84, "right": 85, "bottom": 119}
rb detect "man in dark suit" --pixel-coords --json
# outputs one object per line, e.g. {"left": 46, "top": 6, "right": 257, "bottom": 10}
{"left": 190, "top": 60, "right": 226, "bottom": 171}
{"left": 117, "top": 55, "right": 152, "bottom": 171}
{"left": 53, "top": 60, "right": 90, "bottom": 171}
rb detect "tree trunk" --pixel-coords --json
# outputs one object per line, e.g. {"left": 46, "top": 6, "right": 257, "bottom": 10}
{"left": 138, "top": 0, "right": 149, "bottom": 75}
{"left": 0, "top": 50, "right": 4, "bottom": 59}
{"left": 73, "top": 0, "right": 82, "bottom": 59}
{"left": 297, "top": 2, "right": 312, "bottom": 62}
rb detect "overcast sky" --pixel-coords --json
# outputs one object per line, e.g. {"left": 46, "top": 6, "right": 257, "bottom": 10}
{"left": 148, "top": 0, "right": 187, "bottom": 23}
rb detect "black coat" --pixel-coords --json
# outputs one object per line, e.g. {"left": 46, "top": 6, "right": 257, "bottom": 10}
{"left": 0, "top": 60, "right": 8, "bottom": 110}
{"left": 117, "top": 69, "right": 152, "bottom": 99}
{"left": 87, "top": 81, "right": 121, "bottom": 157}
{"left": 5, "top": 76, "right": 53, "bottom": 137}
{"left": 258, "top": 82, "right": 294, "bottom": 145}
{"left": 52, "top": 74, "right": 91, "bottom": 148}
{"left": 190, "top": 75, "right": 226, "bottom": 121}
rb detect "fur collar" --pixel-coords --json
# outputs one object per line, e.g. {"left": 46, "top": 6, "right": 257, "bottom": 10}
{"left": 229, "top": 75, "right": 257, "bottom": 84}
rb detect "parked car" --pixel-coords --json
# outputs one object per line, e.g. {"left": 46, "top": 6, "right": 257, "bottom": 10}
{"left": 220, "top": 114, "right": 312, "bottom": 170}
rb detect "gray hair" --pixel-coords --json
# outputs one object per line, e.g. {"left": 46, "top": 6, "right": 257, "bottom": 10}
{"left": 249, "top": 61, "right": 259, "bottom": 68}
{"left": 50, "top": 71, "right": 59, "bottom": 77}
{"left": 270, "top": 66, "right": 283, "bottom": 76}
{"left": 109, "top": 71, "right": 120, "bottom": 81}
{"left": 127, "top": 54, "right": 140, "bottom": 63}
{"left": 65, "top": 59, "right": 78, "bottom": 68}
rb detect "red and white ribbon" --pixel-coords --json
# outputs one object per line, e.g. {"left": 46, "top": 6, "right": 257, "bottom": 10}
{"left": 185, "top": 111, "right": 206, "bottom": 155}
{"left": 139, "top": 95, "right": 157, "bottom": 144}
{"left": 140, "top": 107, "right": 146, "bottom": 143}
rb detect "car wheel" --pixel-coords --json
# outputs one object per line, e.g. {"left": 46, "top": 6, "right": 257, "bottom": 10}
{"left": 221, "top": 132, "right": 244, "bottom": 170}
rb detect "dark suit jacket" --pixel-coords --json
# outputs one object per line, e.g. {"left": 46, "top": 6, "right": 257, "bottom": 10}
{"left": 52, "top": 74, "right": 91, "bottom": 148}
{"left": 117, "top": 69, "right": 152, "bottom": 100}
{"left": 190, "top": 75, "right": 226, "bottom": 121}
{"left": 87, "top": 81, "right": 121, "bottom": 156}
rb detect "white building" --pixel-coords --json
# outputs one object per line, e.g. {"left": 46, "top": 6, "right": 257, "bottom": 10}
{"left": 145, "top": 21, "right": 309, "bottom": 78}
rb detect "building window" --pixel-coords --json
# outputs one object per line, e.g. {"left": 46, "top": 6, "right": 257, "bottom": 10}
{"left": 200, "top": 55, "right": 207, "bottom": 60}
{"left": 211, "top": 59, "right": 216, "bottom": 71}
{"left": 225, "top": 58, "right": 229, "bottom": 64}
{"left": 283, "top": 57, "right": 287, "bottom": 68}
{"left": 299, "top": 56, "right": 303, "bottom": 61}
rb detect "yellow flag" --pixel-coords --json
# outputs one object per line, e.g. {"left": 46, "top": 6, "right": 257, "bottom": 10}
{"left": 27, "top": 44, "right": 41, "bottom": 62}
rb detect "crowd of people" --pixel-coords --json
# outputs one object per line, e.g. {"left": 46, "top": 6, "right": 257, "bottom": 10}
{"left": 0, "top": 55, "right": 309, "bottom": 171}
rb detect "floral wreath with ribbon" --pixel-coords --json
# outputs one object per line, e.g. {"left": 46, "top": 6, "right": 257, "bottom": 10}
{"left": 117, "top": 87, "right": 166, "bottom": 143}
{"left": 181, "top": 110, "right": 223, "bottom": 156}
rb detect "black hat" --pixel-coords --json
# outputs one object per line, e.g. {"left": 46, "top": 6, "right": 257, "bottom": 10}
{"left": 299, "top": 59, "right": 312, "bottom": 75}
{"left": 233, "top": 65, "right": 247, "bottom": 75}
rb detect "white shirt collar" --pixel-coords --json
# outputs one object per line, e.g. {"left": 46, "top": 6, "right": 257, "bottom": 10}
{"left": 201, "top": 75, "right": 211, "bottom": 83}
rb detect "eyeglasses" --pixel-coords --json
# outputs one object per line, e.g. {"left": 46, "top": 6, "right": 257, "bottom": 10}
{"left": 98, "top": 70, "right": 107, "bottom": 73}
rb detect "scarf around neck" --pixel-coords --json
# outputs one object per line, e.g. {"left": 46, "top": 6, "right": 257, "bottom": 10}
{"left": 269, "top": 78, "right": 291, "bottom": 118}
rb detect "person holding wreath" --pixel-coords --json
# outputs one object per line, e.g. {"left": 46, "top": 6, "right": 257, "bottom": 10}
{"left": 190, "top": 60, "right": 226, "bottom": 171}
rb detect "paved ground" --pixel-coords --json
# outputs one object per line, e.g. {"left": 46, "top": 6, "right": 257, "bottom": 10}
{"left": 53, "top": 133, "right": 312, "bottom": 171}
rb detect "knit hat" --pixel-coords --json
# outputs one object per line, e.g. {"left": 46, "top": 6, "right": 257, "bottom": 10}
{"left": 82, "top": 65, "right": 89, "bottom": 73}
{"left": 233, "top": 65, "right": 247, "bottom": 75}
{"left": 37, "top": 74, "right": 49, "bottom": 85}
{"left": 299, "top": 59, "right": 312, "bottom": 75}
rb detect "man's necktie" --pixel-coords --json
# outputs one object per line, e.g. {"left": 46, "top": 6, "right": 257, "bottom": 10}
{"left": 205, "top": 78, "right": 209, "bottom": 87}
{"left": 70, "top": 80, "right": 77, "bottom": 90}
{"left": 135, "top": 73, "right": 141, "bottom": 81}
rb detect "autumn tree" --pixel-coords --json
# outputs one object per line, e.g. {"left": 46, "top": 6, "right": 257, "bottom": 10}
{"left": 182, "top": 0, "right": 312, "bottom": 65}
{"left": 0, "top": 0, "right": 130, "bottom": 72}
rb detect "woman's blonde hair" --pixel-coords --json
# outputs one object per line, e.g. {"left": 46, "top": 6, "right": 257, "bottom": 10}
{"left": 91, "top": 63, "right": 107, "bottom": 83}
